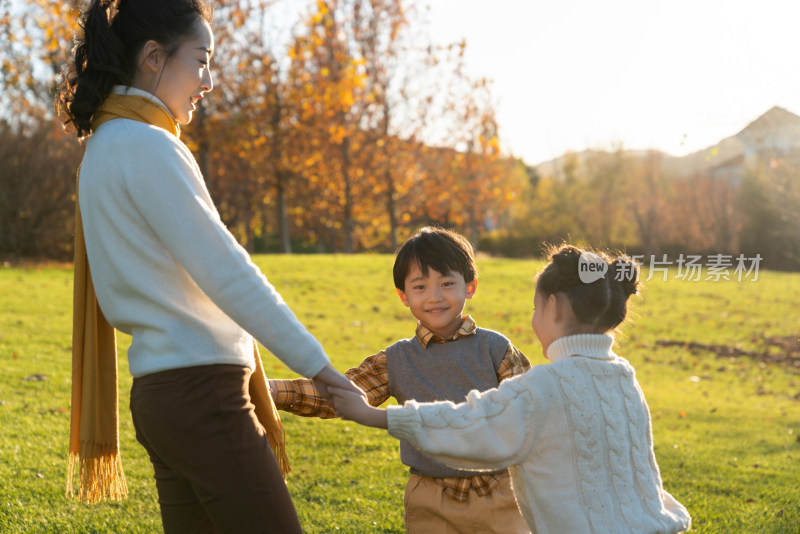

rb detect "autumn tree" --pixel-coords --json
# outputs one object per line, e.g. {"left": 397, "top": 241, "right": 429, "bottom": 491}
{"left": 625, "top": 151, "right": 667, "bottom": 255}
{"left": 0, "top": 119, "right": 82, "bottom": 258}
{"left": 444, "top": 77, "right": 507, "bottom": 245}
{"left": 350, "top": 0, "right": 410, "bottom": 250}
{"left": 0, "top": 0, "right": 82, "bottom": 258}
{"left": 738, "top": 152, "right": 800, "bottom": 269}
{"left": 181, "top": 0, "right": 313, "bottom": 253}
{"left": 1, "top": 0, "right": 517, "bottom": 258}
{"left": 1, "top": 0, "right": 80, "bottom": 128}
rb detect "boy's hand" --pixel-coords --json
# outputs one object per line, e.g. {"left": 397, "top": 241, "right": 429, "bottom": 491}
{"left": 312, "top": 364, "right": 361, "bottom": 401}
{"left": 328, "top": 386, "right": 388, "bottom": 429}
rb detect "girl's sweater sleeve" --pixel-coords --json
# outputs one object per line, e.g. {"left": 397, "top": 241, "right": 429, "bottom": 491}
{"left": 387, "top": 373, "right": 538, "bottom": 471}
{"left": 121, "top": 129, "right": 329, "bottom": 378}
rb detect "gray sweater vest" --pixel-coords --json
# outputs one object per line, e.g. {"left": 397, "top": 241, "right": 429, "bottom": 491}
{"left": 386, "top": 328, "right": 509, "bottom": 478}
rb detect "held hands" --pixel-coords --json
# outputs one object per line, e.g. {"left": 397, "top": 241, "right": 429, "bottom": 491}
{"left": 311, "top": 364, "right": 388, "bottom": 428}
{"left": 328, "top": 385, "right": 388, "bottom": 429}
{"left": 311, "top": 364, "right": 361, "bottom": 400}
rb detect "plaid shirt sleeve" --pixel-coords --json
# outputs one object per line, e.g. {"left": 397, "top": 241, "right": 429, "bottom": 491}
{"left": 496, "top": 342, "right": 532, "bottom": 382}
{"left": 271, "top": 351, "right": 391, "bottom": 419}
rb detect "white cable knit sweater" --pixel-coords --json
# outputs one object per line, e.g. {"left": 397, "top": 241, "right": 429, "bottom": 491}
{"left": 79, "top": 86, "right": 330, "bottom": 379}
{"left": 387, "top": 334, "right": 691, "bottom": 534}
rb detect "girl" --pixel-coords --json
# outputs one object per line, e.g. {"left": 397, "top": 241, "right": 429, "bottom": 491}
{"left": 58, "top": 1, "right": 357, "bottom": 532}
{"left": 330, "top": 245, "right": 692, "bottom": 533}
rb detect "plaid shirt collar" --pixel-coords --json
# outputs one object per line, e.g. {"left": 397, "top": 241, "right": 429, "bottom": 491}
{"left": 415, "top": 315, "right": 477, "bottom": 348}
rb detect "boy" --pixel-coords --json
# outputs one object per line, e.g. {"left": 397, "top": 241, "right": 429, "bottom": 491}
{"left": 271, "top": 226, "right": 531, "bottom": 533}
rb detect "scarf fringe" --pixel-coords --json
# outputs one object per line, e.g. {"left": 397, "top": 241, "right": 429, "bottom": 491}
{"left": 252, "top": 342, "right": 292, "bottom": 478}
{"left": 66, "top": 443, "right": 128, "bottom": 503}
{"left": 266, "top": 425, "right": 292, "bottom": 478}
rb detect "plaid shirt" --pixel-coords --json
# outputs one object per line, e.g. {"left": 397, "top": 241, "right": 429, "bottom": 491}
{"left": 271, "top": 315, "right": 531, "bottom": 502}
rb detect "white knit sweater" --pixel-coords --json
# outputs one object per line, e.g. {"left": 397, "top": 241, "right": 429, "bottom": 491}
{"left": 388, "top": 334, "right": 691, "bottom": 534}
{"left": 79, "top": 86, "right": 329, "bottom": 379}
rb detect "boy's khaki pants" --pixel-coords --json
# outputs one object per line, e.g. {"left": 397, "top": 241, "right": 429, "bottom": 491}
{"left": 404, "top": 473, "right": 530, "bottom": 534}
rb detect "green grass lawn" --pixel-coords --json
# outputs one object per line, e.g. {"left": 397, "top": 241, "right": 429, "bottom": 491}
{"left": 0, "top": 255, "right": 798, "bottom": 533}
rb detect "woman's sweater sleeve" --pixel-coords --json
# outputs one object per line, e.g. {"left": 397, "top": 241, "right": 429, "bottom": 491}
{"left": 387, "top": 374, "right": 538, "bottom": 471}
{"left": 121, "top": 129, "right": 329, "bottom": 378}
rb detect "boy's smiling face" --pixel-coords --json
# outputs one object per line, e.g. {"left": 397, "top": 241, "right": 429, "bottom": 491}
{"left": 397, "top": 263, "right": 477, "bottom": 339}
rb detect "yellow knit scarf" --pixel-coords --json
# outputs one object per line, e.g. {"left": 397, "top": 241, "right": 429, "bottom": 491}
{"left": 67, "top": 93, "right": 290, "bottom": 503}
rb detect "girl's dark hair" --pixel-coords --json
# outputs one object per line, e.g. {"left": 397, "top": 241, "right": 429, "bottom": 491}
{"left": 57, "top": 0, "right": 213, "bottom": 138}
{"left": 393, "top": 226, "right": 477, "bottom": 290}
{"left": 535, "top": 244, "right": 640, "bottom": 332}
{"left": 595, "top": 256, "right": 640, "bottom": 331}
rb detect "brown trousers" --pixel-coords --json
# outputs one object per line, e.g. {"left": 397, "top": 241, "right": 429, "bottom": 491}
{"left": 130, "top": 364, "right": 303, "bottom": 534}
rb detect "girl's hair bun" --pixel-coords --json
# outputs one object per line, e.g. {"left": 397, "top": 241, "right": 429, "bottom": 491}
{"left": 551, "top": 247, "right": 582, "bottom": 290}
{"left": 536, "top": 244, "right": 611, "bottom": 326}
{"left": 535, "top": 244, "right": 642, "bottom": 332}
{"left": 610, "top": 257, "right": 640, "bottom": 297}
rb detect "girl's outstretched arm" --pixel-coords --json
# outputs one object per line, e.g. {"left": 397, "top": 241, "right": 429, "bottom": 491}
{"left": 331, "top": 373, "right": 540, "bottom": 471}
{"left": 328, "top": 385, "right": 388, "bottom": 429}
{"left": 386, "top": 375, "right": 538, "bottom": 471}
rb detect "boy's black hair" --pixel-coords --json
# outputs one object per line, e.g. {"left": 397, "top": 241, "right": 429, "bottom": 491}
{"left": 393, "top": 226, "right": 477, "bottom": 290}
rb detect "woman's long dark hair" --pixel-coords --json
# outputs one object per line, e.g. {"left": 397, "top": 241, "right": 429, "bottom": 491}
{"left": 57, "top": 0, "right": 212, "bottom": 138}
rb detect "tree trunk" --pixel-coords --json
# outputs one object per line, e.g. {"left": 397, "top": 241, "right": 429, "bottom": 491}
{"left": 385, "top": 167, "right": 398, "bottom": 251}
{"left": 276, "top": 170, "right": 292, "bottom": 253}
{"left": 342, "top": 137, "right": 354, "bottom": 253}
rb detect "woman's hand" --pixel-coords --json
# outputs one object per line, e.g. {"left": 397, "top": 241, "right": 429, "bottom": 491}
{"left": 311, "top": 364, "right": 361, "bottom": 401}
{"left": 328, "top": 386, "right": 388, "bottom": 429}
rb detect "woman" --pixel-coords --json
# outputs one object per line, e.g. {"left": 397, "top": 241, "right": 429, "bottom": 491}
{"left": 58, "top": 1, "right": 357, "bottom": 532}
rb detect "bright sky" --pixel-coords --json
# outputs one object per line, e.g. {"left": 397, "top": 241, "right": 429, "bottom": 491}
{"left": 13, "top": 0, "right": 797, "bottom": 165}
{"left": 424, "top": 0, "right": 800, "bottom": 164}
